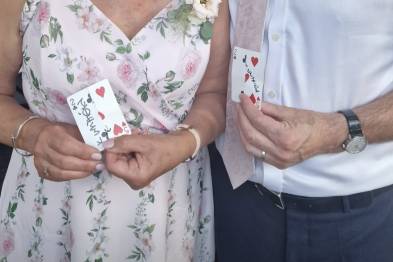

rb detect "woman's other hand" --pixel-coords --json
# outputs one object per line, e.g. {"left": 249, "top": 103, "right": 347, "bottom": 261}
{"left": 104, "top": 131, "right": 196, "bottom": 190}
{"left": 31, "top": 121, "right": 103, "bottom": 181}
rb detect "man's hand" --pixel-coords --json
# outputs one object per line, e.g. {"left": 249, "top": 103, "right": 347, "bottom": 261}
{"left": 237, "top": 94, "right": 348, "bottom": 169}
{"left": 104, "top": 131, "right": 195, "bottom": 190}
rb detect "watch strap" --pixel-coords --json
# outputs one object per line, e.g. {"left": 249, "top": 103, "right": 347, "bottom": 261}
{"left": 338, "top": 110, "right": 363, "bottom": 138}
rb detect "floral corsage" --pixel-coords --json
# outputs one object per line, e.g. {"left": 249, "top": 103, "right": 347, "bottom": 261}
{"left": 162, "top": 0, "right": 222, "bottom": 44}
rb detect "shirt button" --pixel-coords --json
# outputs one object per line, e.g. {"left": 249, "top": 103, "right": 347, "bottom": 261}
{"left": 271, "top": 33, "right": 281, "bottom": 42}
{"left": 267, "top": 90, "right": 276, "bottom": 99}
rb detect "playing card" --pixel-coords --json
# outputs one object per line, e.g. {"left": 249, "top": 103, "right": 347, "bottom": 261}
{"left": 67, "top": 79, "right": 131, "bottom": 151}
{"left": 88, "top": 79, "right": 131, "bottom": 138}
{"left": 231, "top": 46, "right": 264, "bottom": 106}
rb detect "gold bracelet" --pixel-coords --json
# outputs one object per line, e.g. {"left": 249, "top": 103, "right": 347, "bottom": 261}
{"left": 11, "top": 115, "right": 40, "bottom": 157}
{"left": 175, "top": 124, "right": 201, "bottom": 162}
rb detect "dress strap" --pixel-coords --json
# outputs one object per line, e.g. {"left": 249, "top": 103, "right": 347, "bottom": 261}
{"left": 19, "top": 0, "right": 42, "bottom": 36}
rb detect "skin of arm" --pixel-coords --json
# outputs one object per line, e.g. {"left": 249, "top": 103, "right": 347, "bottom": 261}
{"left": 237, "top": 87, "right": 393, "bottom": 169}
{"left": 104, "top": 0, "right": 230, "bottom": 189}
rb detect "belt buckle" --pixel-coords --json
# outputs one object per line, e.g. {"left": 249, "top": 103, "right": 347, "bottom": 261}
{"left": 254, "top": 184, "right": 285, "bottom": 210}
{"left": 272, "top": 191, "right": 285, "bottom": 210}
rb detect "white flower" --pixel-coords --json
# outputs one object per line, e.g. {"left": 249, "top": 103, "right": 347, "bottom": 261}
{"left": 190, "top": 0, "right": 222, "bottom": 20}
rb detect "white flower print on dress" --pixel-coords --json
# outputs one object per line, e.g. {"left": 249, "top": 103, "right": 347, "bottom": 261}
{"left": 54, "top": 47, "right": 77, "bottom": 73}
{"left": 77, "top": 57, "right": 100, "bottom": 84}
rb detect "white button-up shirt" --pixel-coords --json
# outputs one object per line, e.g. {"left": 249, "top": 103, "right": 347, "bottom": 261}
{"left": 220, "top": 0, "right": 393, "bottom": 197}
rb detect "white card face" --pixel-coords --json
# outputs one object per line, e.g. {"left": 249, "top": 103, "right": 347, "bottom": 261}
{"left": 67, "top": 79, "right": 131, "bottom": 151}
{"left": 231, "top": 46, "right": 264, "bottom": 105}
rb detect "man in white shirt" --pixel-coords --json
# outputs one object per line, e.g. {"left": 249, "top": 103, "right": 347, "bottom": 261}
{"left": 211, "top": 0, "right": 393, "bottom": 261}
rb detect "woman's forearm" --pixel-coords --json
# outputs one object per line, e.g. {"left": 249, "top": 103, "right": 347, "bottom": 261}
{"left": 0, "top": 95, "right": 47, "bottom": 152}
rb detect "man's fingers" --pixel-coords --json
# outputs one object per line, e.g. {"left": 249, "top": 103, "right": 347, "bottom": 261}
{"left": 239, "top": 95, "right": 281, "bottom": 137}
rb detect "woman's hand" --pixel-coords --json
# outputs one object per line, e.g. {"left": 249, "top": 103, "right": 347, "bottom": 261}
{"left": 31, "top": 122, "right": 103, "bottom": 181}
{"left": 104, "top": 131, "right": 196, "bottom": 190}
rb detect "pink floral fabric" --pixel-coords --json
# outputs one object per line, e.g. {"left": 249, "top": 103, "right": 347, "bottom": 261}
{"left": 0, "top": 0, "right": 216, "bottom": 261}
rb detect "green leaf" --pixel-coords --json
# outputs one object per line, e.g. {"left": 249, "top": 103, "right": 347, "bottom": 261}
{"left": 126, "top": 43, "right": 132, "bottom": 53}
{"left": 40, "top": 34, "right": 50, "bottom": 48}
{"left": 106, "top": 52, "right": 117, "bottom": 61}
{"left": 66, "top": 4, "right": 80, "bottom": 13}
{"left": 165, "top": 71, "right": 176, "bottom": 82}
{"left": 139, "top": 190, "right": 145, "bottom": 197}
{"left": 114, "top": 39, "right": 124, "bottom": 46}
{"left": 116, "top": 46, "right": 127, "bottom": 54}
{"left": 144, "top": 224, "right": 155, "bottom": 234}
{"left": 48, "top": 54, "right": 56, "bottom": 58}
{"left": 148, "top": 193, "right": 155, "bottom": 203}
{"left": 199, "top": 21, "right": 213, "bottom": 43}
{"left": 30, "top": 69, "right": 39, "bottom": 89}
{"left": 36, "top": 217, "right": 42, "bottom": 227}
{"left": 67, "top": 73, "right": 74, "bottom": 84}
{"left": 141, "top": 92, "right": 148, "bottom": 102}
{"left": 11, "top": 202, "right": 18, "bottom": 212}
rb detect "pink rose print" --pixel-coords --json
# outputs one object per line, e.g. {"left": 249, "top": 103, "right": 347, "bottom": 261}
{"left": 77, "top": 57, "right": 100, "bottom": 83}
{"left": 76, "top": 7, "right": 91, "bottom": 30}
{"left": 48, "top": 89, "right": 67, "bottom": 105}
{"left": 0, "top": 229, "right": 15, "bottom": 257}
{"left": 37, "top": 2, "right": 50, "bottom": 24}
{"left": 181, "top": 50, "right": 202, "bottom": 79}
{"left": 117, "top": 56, "right": 140, "bottom": 86}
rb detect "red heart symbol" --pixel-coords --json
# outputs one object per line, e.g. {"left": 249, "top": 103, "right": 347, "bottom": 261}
{"left": 113, "top": 124, "right": 123, "bottom": 136}
{"left": 98, "top": 112, "right": 105, "bottom": 120}
{"left": 249, "top": 94, "right": 256, "bottom": 104}
{"left": 96, "top": 87, "right": 105, "bottom": 97}
{"left": 251, "top": 56, "right": 259, "bottom": 67}
{"left": 244, "top": 73, "right": 250, "bottom": 82}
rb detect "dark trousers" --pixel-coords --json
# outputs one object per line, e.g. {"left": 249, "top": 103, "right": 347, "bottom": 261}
{"left": 209, "top": 144, "right": 393, "bottom": 262}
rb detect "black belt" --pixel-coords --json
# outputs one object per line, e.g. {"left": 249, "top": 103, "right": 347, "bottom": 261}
{"left": 253, "top": 182, "right": 393, "bottom": 213}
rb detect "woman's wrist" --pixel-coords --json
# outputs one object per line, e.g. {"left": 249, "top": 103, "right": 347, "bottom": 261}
{"left": 169, "top": 129, "right": 198, "bottom": 162}
{"left": 16, "top": 117, "right": 51, "bottom": 153}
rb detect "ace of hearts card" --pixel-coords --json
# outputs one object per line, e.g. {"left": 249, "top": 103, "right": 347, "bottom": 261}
{"left": 67, "top": 79, "right": 131, "bottom": 151}
{"left": 231, "top": 46, "right": 264, "bottom": 106}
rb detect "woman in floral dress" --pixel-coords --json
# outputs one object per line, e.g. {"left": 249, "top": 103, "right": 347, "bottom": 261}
{"left": 0, "top": 0, "right": 229, "bottom": 261}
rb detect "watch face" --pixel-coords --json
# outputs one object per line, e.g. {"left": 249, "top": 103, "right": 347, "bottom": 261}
{"left": 346, "top": 136, "right": 367, "bottom": 154}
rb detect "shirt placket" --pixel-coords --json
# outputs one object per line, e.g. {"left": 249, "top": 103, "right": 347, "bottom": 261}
{"left": 253, "top": 0, "right": 287, "bottom": 193}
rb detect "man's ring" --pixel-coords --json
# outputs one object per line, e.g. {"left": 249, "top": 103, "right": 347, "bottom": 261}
{"left": 43, "top": 166, "right": 50, "bottom": 178}
{"left": 259, "top": 150, "right": 267, "bottom": 161}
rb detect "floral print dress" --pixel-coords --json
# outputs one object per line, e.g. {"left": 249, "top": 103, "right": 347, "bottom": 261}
{"left": 0, "top": 0, "right": 217, "bottom": 261}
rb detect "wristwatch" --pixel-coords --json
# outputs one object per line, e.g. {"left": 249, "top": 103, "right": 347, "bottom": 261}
{"left": 338, "top": 109, "right": 367, "bottom": 154}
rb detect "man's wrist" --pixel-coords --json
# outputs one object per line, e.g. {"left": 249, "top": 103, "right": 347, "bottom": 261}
{"left": 322, "top": 112, "right": 348, "bottom": 154}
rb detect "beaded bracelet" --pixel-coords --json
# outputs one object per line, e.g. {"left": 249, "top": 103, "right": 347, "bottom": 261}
{"left": 11, "top": 115, "right": 40, "bottom": 157}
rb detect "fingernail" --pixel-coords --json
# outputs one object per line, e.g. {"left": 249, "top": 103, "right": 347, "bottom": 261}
{"left": 91, "top": 153, "right": 102, "bottom": 161}
{"left": 96, "top": 163, "right": 105, "bottom": 171}
{"left": 103, "top": 139, "right": 114, "bottom": 149}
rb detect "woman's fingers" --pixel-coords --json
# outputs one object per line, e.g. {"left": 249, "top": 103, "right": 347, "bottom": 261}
{"left": 48, "top": 128, "right": 101, "bottom": 161}
{"left": 32, "top": 123, "right": 103, "bottom": 181}
{"left": 35, "top": 159, "right": 91, "bottom": 182}
{"left": 44, "top": 147, "right": 102, "bottom": 173}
